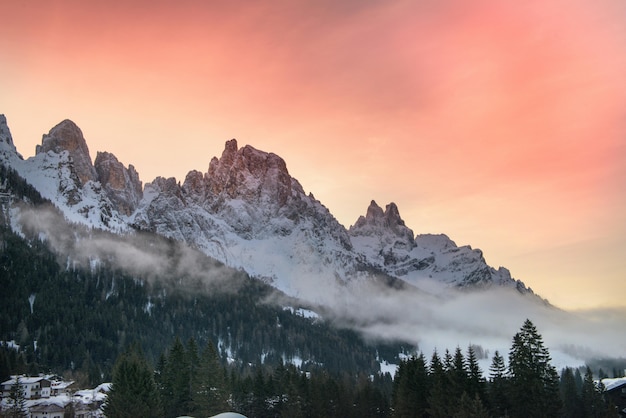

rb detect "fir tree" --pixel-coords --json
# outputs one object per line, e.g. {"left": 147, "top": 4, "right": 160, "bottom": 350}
{"left": 466, "top": 345, "right": 485, "bottom": 401}
{"left": 560, "top": 367, "right": 582, "bottom": 418}
{"left": 453, "top": 392, "right": 490, "bottom": 418}
{"left": 581, "top": 367, "right": 612, "bottom": 418}
{"left": 488, "top": 349, "right": 510, "bottom": 417}
{"left": 507, "top": 319, "right": 561, "bottom": 418}
{"left": 451, "top": 346, "right": 469, "bottom": 398}
{"left": 392, "top": 353, "right": 429, "bottom": 418}
{"left": 427, "top": 350, "right": 449, "bottom": 418}
{"left": 191, "top": 340, "right": 228, "bottom": 417}
{"left": 102, "top": 345, "right": 162, "bottom": 418}
{"left": 161, "top": 337, "right": 192, "bottom": 417}
{"left": 6, "top": 376, "right": 28, "bottom": 418}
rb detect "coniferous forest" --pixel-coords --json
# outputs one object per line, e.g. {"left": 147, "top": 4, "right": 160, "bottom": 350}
{"left": 0, "top": 163, "right": 623, "bottom": 417}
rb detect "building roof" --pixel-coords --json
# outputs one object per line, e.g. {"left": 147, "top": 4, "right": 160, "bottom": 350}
{"left": 602, "top": 377, "right": 626, "bottom": 392}
{"left": 1, "top": 375, "right": 47, "bottom": 386}
{"left": 51, "top": 380, "right": 75, "bottom": 390}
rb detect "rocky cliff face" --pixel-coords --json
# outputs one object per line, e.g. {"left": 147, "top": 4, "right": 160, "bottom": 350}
{"left": 0, "top": 115, "right": 19, "bottom": 157}
{"left": 2, "top": 118, "right": 141, "bottom": 229}
{"left": 131, "top": 139, "right": 360, "bottom": 297}
{"left": 37, "top": 120, "right": 97, "bottom": 186}
{"left": 94, "top": 151, "right": 143, "bottom": 216}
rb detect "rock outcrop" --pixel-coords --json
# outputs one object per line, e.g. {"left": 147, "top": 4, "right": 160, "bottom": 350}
{"left": 0, "top": 114, "right": 21, "bottom": 162}
{"left": 94, "top": 151, "right": 143, "bottom": 216}
{"left": 37, "top": 120, "right": 97, "bottom": 186}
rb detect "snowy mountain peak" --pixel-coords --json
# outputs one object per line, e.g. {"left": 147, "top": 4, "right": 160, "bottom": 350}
{"left": 36, "top": 119, "right": 97, "bottom": 186}
{"left": 206, "top": 139, "right": 296, "bottom": 208}
{"left": 0, "top": 114, "right": 21, "bottom": 161}
{"left": 350, "top": 200, "right": 416, "bottom": 247}
{"left": 0, "top": 115, "right": 15, "bottom": 148}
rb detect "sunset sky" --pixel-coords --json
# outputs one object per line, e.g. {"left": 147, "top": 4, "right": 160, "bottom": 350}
{"left": 1, "top": 0, "right": 625, "bottom": 310}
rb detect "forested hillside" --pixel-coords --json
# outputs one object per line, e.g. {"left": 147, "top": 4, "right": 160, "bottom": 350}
{"left": 0, "top": 162, "right": 410, "bottom": 387}
{"left": 0, "top": 223, "right": 410, "bottom": 385}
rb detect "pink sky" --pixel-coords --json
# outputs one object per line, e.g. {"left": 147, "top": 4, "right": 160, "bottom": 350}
{"left": 1, "top": 0, "right": 625, "bottom": 309}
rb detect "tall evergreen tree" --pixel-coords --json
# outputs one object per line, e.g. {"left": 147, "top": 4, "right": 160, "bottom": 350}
{"left": 5, "top": 376, "right": 28, "bottom": 418}
{"left": 507, "top": 319, "right": 561, "bottom": 418}
{"left": 392, "top": 353, "right": 429, "bottom": 418}
{"left": 466, "top": 345, "right": 485, "bottom": 401}
{"left": 427, "top": 350, "right": 449, "bottom": 418}
{"left": 560, "top": 367, "right": 582, "bottom": 418}
{"left": 451, "top": 346, "right": 468, "bottom": 397}
{"left": 185, "top": 338, "right": 200, "bottom": 417}
{"left": 488, "top": 349, "right": 509, "bottom": 418}
{"left": 161, "top": 337, "right": 192, "bottom": 417}
{"left": 102, "top": 345, "right": 162, "bottom": 418}
{"left": 191, "top": 340, "right": 229, "bottom": 417}
{"left": 580, "top": 367, "right": 612, "bottom": 418}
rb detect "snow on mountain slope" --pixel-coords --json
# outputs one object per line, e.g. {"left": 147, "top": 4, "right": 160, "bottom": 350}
{"left": 0, "top": 116, "right": 139, "bottom": 231}
{"left": 1, "top": 115, "right": 534, "bottom": 301}
{"left": 349, "top": 200, "right": 531, "bottom": 293}
{"left": 131, "top": 139, "right": 369, "bottom": 299}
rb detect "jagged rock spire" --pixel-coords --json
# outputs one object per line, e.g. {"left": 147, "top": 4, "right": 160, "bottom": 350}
{"left": 94, "top": 151, "right": 143, "bottom": 216}
{"left": 37, "top": 119, "right": 97, "bottom": 186}
{"left": 351, "top": 200, "right": 413, "bottom": 234}
{"left": 205, "top": 139, "right": 294, "bottom": 207}
{"left": 0, "top": 114, "right": 22, "bottom": 162}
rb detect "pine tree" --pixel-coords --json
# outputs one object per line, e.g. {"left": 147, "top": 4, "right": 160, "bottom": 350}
{"left": 466, "top": 345, "right": 485, "bottom": 401}
{"left": 392, "top": 353, "right": 429, "bottom": 418}
{"left": 427, "top": 350, "right": 449, "bottom": 418}
{"left": 102, "top": 345, "right": 162, "bottom": 418}
{"left": 453, "top": 392, "right": 490, "bottom": 418}
{"left": 560, "top": 367, "right": 582, "bottom": 418}
{"left": 191, "top": 340, "right": 228, "bottom": 417}
{"left": 581, "top": 367, "right": 612, "bottom": 418}
{"left": 488, "top": 349, "right": 509, "bottom": 418}
{"left": 185, "top": 337, "right": 200, "bottom": 417}
{"left": 6, "top": 376, "right": 28, "bottom": 418}
{"left": 161, "top": 337, "right": 192, "bottom": 417}
{"left": 451, "top": 346, "right": 468, "bottom": 397}
{"left": 507, "top": 319, "right": 561, "bottom": 418}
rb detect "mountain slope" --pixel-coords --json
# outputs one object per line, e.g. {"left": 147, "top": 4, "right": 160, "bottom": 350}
{"left": 349, "top": 200, "right": 528, "bottom": 292}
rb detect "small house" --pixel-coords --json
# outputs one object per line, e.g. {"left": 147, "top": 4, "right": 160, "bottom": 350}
{"left": 602, "top": 377, "right": 626, "bottom": 417}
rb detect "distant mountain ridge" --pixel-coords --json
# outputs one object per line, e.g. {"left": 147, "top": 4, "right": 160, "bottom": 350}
{"left": 0, "top": 115, "right": 533, "bottom": 302}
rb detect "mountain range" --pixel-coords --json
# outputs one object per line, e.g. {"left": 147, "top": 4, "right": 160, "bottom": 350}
{"left": 0, "top": 114, "right": 534, "bottom": 307}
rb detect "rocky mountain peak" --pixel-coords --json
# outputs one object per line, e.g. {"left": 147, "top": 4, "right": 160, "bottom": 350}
{"left": 206, "top": 139, "right": 293, "bottom": 207}
{"left": 364, "top": 200, "right": 385, "bottom": 221}
{"left": 0, "top": 114, "right": 21, "bottom": 161}
{"left": 351, "top": 201, "right": 414, "bottom": 240}
{"left": 349, "top": 200, "right": 417, "bottom": 268}
{"left": 0, "top": 115, "right": 14, "bottom": 148}
{"left": 37, "top": 119, "right": 96, "bottom": 186}
{"left": 94, "top": 151, "right": 143, "bottom": 216}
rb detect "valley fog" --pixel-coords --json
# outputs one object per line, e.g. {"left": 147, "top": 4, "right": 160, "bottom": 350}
{"left": 17, "top": 204, "right": 626, "bottom": 368}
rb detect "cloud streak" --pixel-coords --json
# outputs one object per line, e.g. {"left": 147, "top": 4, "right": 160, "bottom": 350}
{"left": 16, "top": 204, "right": 244, "bottom": 293}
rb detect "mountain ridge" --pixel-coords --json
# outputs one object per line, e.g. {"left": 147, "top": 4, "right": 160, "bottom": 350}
{"left": 0, "top": 115, "right": 534, "bottom": 302}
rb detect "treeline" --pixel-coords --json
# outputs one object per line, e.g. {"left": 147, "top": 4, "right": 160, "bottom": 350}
{"left": 105, "top": 337, "right": 393, "bottom": 418}
{"left": 103, "top": 320, "right": 618, "bottom": 418}
{"left": 392, "top": 319, "right": 616, "bottom": 418}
